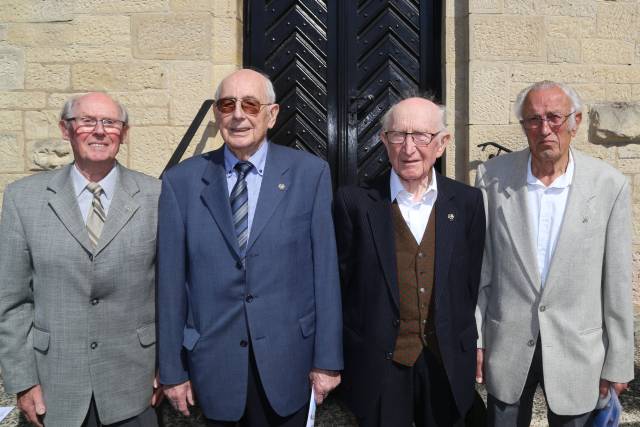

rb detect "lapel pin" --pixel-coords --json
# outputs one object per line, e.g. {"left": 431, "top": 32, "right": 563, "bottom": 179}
{"left": 447, "top": 213, "right": 455, "bottom": 221}
{"left": 278, "top": 183, "right": 286, "bottom": 191}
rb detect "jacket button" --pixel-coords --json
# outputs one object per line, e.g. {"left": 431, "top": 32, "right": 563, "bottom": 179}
{"left": 240, "top": 340, "right": 248, "bottom": 347}
{"left": 527, "top": 339, "right": 535, "bottom": 347}
{"left": 245, "top": 294, "right": 254, "bottom": 303}
{"left": 385, "top": 352, "right": 393, "bottom": 360}
{"left": 91, "top": 298, "right": 99, "bottom": 305}
{"left": 89, "top": 254, "right": 94, "bottom": 261}
{"left": 539, "top": 305, "right": 546, "bottom": 312}
{"left": 236, "top": 260, "right": 243, "bottom": 270}
{"left": 90, "top": 342, "right": 98, "bottom": 350}
{"left": 392, "top": 319, "right": 400, "bottom": 327}
{"left": 417, "top": 252, "right": 424, "bottom": 258}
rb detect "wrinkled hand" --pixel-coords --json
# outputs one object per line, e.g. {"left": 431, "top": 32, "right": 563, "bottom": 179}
{"left": 309, "top": 369, "right": 340, "bottom": 405}
{"left": 151, "top": 373, "right": 164, "bottom": 407}
{"left": 17, "top": 384, "right": 46, "bottom": 427}
{"left": 599, "top": 379, "right": 629, "bottom": 398}
{"left": 164, "top": 380, "right": 195, "bottom": 416}
{"left": 476, "top": 348, "right": 484, "bottom": 384}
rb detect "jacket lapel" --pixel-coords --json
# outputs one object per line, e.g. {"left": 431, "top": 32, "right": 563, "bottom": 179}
{"left": 497, "top": 150, "right": 541, "bottom": 291}
{"left": 365, "top": 174, "right": 400, "bottom": 310}
{"left": 246, "top": 143, "right": 290, "bottom": 253}
{"left": 433, "top": 174, "right": 455, "bottom": 311}
{"left": 94, "top": 165, "right": 141, "bottom": 255}
{"left": 200, "top": 147, "right": 242, "bottom": 257}
{"left": 47, "top": 165, "right": 93, "bottom": 254}
{"left": 542, "top": 149, "right": 595, "bottom": 294}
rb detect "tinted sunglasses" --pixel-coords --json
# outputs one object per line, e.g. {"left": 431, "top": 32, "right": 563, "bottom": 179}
{"left": 215, "top": 97, "right": 272, "bottom": 115}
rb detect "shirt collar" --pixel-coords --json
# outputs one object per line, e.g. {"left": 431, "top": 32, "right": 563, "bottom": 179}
{"left": 224, "top": 140, "right": 268, "bottom": 177}
{"left": 71, "top": 162, "right": 119, "bottom": 200}
{"left": 527, "top": 150, "right": 574, "bottom": 189}
{"left": 389, "top": 167, "right": 438, "bottom": 203}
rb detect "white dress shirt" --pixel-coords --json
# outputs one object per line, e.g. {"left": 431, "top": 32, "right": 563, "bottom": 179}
{"left": 71, "top": 163, "right": 118, "bottom": 224}
{"left": 526, "top": 152, "right": 574, "bottom": 287}
{"left": 389, "top": 168, "right": 438, "bottom": 244}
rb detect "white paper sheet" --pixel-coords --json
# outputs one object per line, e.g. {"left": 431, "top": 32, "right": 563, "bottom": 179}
{"left": 0, "top": 406, "right": 14, "bottom": 423}
{"left": 306, "top": 388, "right": 316, "bottom": 427}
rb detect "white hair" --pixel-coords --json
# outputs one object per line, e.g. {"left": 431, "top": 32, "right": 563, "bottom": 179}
{"left": 214, "top": 69, "right": 277, "bottom": 104}
{"left": 380, "top": 92, "right": 447, "bottom": 131}
{"left": 60, "top": 93, "right": 129, "bottom": 126}
{"left": 514, "top": 80, "right": 583, "bottom": 130}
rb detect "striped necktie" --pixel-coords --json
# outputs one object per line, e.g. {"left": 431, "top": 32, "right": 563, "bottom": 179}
{"left": 86, "top": 182, "right": 106, "bottom": 249}
{"left": 230, "top": 161, "right": 253, "bottom": 255}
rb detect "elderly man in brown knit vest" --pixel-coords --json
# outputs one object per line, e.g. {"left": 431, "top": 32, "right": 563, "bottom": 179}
{"left": 334, "top": 95, "right": 485, "bottom": 427}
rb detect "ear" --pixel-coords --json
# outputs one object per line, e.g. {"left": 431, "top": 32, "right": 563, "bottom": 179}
{"left": 571, "top": 112, "right": 582, "bottom": 136}
{"left": 380, "top": 130, "right": 389, "bottom": 148}
{"left": 120, "top": 125, "right": 129, "bottom": 143}
{"left": 435, "top": 132, "right": 451, "bottom": 158}
{"left": 267, "top": 104, "right": 280, "bottom": 129}
{"left": 59, "top": 120, "right": 71, "bottom": 140}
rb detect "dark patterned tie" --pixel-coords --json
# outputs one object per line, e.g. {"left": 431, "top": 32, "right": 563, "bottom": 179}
{"left": 230, "top": 161, "right": 253, "bottom": 255}
{"left": 86, "top": 182, "right": 106, "bottom": 249}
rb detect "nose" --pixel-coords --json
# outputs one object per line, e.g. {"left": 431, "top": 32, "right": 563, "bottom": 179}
{"left": 232, "top": 100, "right": 245, "bottom": 119}
{"left": 92, "top": 120, "right": 106, "bottom": 135}
{"left": 401, "top": 135, "right": 418, "bottom": 154}
{"left": 539, "top": 117, "right": 553, "bottom": 135}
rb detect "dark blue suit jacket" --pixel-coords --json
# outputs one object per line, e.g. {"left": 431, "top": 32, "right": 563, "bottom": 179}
{"left": 157, "top": 143, "right": 343, "bottom": 421}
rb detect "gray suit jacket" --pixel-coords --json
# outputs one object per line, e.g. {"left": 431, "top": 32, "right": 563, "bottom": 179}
{"left": 475, "top": 148, "right": 634, "bottom": 415}
{"left": 0, "top": 163, "right": 160, "bottom": 426}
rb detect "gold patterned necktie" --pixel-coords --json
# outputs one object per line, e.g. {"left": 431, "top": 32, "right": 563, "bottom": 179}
{"left": 86, "top": 182, "right": 106, "bottom": 249}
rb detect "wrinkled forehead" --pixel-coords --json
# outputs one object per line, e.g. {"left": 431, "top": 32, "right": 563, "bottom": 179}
{"left": 218, "top": 72, "right": 268, "bottom": 101}
{"left": 74, "top": 94, "right": 121, "bottom": 118}
{"left": 388, "top": 101, "right": 440, "bottom": 131}
{"left": 523, "top": 87, "right": 572, "bottom": 114}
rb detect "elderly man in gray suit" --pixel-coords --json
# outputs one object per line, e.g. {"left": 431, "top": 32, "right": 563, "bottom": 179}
{"left": 475, "top": 81, "right": 634, "bottom": 426}
{"left": 0, "top": 92, "right": 161, "bottom": 427}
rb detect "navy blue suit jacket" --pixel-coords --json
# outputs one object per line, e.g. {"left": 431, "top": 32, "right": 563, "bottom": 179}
{"left": 157, "top": 143, "right": 343, "bottom": 421}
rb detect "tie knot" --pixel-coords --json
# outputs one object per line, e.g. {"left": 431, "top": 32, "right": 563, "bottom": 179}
{"left": 234, "top": 161, "right": 253, "bottom": 179}
{"left": 86, "top": 182, "right": 103, "bottom": 196}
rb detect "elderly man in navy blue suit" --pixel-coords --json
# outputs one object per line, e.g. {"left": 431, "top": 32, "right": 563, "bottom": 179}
{"left": 157, "top": 69, "right": 343, "bottom": 426}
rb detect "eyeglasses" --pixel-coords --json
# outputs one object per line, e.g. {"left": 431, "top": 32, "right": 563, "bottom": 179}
{"left": 384, "top": 130, "right": 443, "bottom": 145}
{"left": 215, "top": 97, "right": 272, "bottom": 115}
{"left": 520, "top": 112, "right": 575, "bottom": 130}
{"left": 66, "top": 116, "right": 125, "bottom": 134}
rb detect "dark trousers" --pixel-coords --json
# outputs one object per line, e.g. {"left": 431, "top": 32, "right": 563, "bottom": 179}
{"left": 82, "top": 396, "right": 158, "bottom": 427}
{"left": 358, "top": 347, "right": 463, "bottom": 427}
{"left": 487, "top": 336, "right": 594, "bottom": 427}
{"left": 206, "top": 346, "right": 309, "bottom": 427}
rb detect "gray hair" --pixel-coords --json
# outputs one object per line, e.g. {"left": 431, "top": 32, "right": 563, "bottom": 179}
{"left": 60, "top": 93, "right": 129, "bottom": 125}
{"left": 513, "top": 80, "right": 583, "bottom": 130}
{"left": 214, "top": 69, "right": 277, "bottom": 104}
{"left": 380, "top": 91, "right": 447, "bottom": 131}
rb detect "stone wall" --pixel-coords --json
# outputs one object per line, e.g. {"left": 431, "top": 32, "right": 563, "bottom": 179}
{"left": 0, "top": 0, "right": 243, "bottom": 209}
{"left": 444, "top": 0, "right": 640, "bottom": 304}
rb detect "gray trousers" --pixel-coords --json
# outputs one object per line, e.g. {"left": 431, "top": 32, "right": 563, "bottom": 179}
{"left": 82, "top": 396, "right": 158, "bottom": 427}
{"left": 487, "top": 337, "right": 593, "bottom": 427}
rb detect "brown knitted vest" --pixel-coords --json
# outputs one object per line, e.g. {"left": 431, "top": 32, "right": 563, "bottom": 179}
{"left": 391, "top": 202, "right": 439, "bottom": 366}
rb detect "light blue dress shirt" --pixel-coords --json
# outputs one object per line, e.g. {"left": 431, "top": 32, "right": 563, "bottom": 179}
{"left": 224, "top": 141, "right": 268, "bottom": 237}
{"left": 71, "top": 163, "right": 118, "bottom": 224}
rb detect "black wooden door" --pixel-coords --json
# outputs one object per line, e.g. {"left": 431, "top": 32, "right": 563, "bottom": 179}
{"left": 244, "top": 0, "right": 441, "bottom": 187}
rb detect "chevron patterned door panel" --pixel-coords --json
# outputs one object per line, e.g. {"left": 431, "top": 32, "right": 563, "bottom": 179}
{"left": 244, "top": 0, "right": 441, "bottom": 187}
